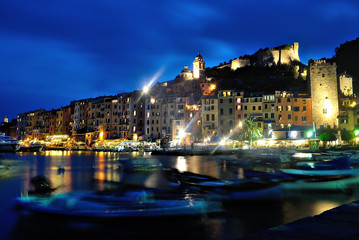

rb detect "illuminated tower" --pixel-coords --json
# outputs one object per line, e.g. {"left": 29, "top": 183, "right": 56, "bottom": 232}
{"left": 193, "top": 52, "right": 205, "bottom": 80}
{"left": 309, "top": 60, "right": 339, "bottom": 128}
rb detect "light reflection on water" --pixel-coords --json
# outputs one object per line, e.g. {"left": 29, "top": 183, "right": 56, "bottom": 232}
{"left": 1, "top": 151, "right": 359, "bottom": 240}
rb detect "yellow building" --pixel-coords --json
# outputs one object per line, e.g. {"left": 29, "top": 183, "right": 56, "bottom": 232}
{"left": 201, "top": 96, "right": 218, "bottom": 141}
{"left": 242, "top": 92, "right": 263, "bottom": 128}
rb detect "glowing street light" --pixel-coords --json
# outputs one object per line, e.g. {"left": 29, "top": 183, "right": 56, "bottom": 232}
{"left": 143, "top": 85, "right": 149, "bottom": 94}
{"left": 179, "top": 129, "right": 185, "bottom": 139}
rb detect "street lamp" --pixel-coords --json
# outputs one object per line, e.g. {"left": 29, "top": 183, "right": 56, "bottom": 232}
{"left": 143, "top": 85, "right": 149, "bottom": 94}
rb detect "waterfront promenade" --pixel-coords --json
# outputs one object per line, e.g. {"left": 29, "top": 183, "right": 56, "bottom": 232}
{"left": 242, "top": 200, "right": 359, "bottom": 239}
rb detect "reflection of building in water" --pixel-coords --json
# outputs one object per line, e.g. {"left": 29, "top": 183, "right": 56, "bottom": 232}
{"left": 175, "top": 156, "right": 187, "bottom": 172}
{"left": 174, "top": 156, "right": 218, "bottom": 178}
{"left": 94, "top": 152, "right": 121, "bottom": 190}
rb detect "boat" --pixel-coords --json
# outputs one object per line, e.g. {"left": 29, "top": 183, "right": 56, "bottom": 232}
{"left": 18, "top": 141, "right": 42, "bottom": 152}
{"left": 0, "top": 134, "right": 19, "bottom": 152}
{"left": 14, "top": 189, "right": 222, "bottom": 219}
{"left": 163, "top": 168, "right": 283, "bottom": 201}
{"left": 242, "top": 168, "right": 359, "bottom": 194}
{"left": 67, "top": 142, "right": 87, "bottom": 151}
{"left": 118, "top": 157, "right": 162, "bottom": 172}
{"left": 280, "top": 157, "right": 359, "bottom": 177}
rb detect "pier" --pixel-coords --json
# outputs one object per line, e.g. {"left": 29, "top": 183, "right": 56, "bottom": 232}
{"left": 242, "top": 200, "right": 359, "bottom": 239}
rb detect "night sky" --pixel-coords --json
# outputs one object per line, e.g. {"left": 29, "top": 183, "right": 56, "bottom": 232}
{"left": 1, "top": 0, "right": 358, "bottom": 121}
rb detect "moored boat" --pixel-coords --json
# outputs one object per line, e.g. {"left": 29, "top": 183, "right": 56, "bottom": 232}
{"left": 0, "top": 134, "right": 19, "bottom": 152}
{"left": 118, "top": 157, "right": 162, "bottom": 172}
{"left": 18, "top": 141, "right": 42, "bottom": 152}
{"left": 14, "top": 189, "right": 222, "bottom": 219}
{"left": 163, "top": 168, "right": 283, "bottom": 201}
{"left": 280, "top": 157, "right": 359, "bottom": 177}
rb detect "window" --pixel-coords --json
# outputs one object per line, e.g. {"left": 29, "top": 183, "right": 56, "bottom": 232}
{"left": 244, "top": 106, "right": 247, "bottom": 110}
{"left": 265, "top": 113, "right": 268, "bottom": 119}
{"left": 271, "top": 113, "right": 274, "bottom": 118}
{"left": 295, "top": 116, "right": 298, "bottom": 121}
{"left": 212, "top": 114, "right": 215, "bottom": 121}
{"left": 220, "top": 109, "right": 224, "bottom": 115}
{"left": 287, "top": 98, "right": 290, "bottom": 102}
{"left": 303, "top": 106, "right": 306, "bottom": 111}
{"left": 294, "top": 107, "right": 300, "bottom": 111}
{"left": 220, "top": 99, "right": 223, "bottom": 103}
{"left": 252, "top": 106, "right": 256, "bottom": 111}
{"left": 322, "top": 74, "right": 325, "bottom": 77}
{"left": 206, "top": 114, "right": 209, "bottom": 121}
{"left": 258, "top": 106, "right": 261, "bottom": 110}
{"left": 264, "top": 104, "right": 268, "bottom": 109}
{"left": 288, "top": 114, "right": 291, "bottom": 119}
{"left": 302, "top": 116, "right": 307, "bottom": 122}
{"left": 277, "top": 99, "right": 281, "bottom": 103}
{"left": 229, "top": 108, "right": 233, "bottom": 114}
{"left": 229, "top": 98, "right": 232, "bottom": 103}
{"left": 323, "top": 108, "right": 327, "bottom": 114}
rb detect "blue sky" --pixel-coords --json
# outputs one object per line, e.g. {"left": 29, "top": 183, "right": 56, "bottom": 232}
{"left": 1, "top": 0, "right": 359, "bottom": 121}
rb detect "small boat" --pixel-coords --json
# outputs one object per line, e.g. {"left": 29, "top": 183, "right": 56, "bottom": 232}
{"left": 240, "top": 168, "right": 359, "bottom": 194}
{"left": 163, "top": 168, "right": 283, "bottom": 201}
{"left": 15, "top": 189, "right": 222, "bottom": 219}
{"left": 0, "top": 134, "right": 19, "bottom": 152}
{"left": 118, "top": 157, "right": 162, "bottom": 172}
{"left": 280, "top": 157, "right": 359, "bottom": 177}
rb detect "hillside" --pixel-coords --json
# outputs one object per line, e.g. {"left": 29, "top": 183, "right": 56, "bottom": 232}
{"left": 206, "top": 61, "right": 307, "bottom": 92}
{"left": 333, "top": 37, "right": 359, "bottom": 94}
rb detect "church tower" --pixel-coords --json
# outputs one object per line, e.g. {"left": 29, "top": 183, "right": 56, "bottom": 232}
{"left": 193, "top": 52, "right": 205, "bottom": 80}
{"left": 309, "top": 60, "right": 339, "bottom": 129}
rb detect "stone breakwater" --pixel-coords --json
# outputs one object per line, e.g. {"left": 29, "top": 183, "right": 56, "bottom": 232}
{"left": 241, "top": 200, "right": 359, "bottom": 239}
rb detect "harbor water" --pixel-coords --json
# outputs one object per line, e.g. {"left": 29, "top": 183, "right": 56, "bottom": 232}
{"left": 1, "top": 151, "right": 359, "bottom": 240}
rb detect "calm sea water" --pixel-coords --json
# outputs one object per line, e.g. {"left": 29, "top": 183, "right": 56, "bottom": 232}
{"left": 1, "top": 151, "right": 359, "bottom": 240}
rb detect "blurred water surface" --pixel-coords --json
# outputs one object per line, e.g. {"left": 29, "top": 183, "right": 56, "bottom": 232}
{"left": 0, "top": 151, "right": 358, "bottom": 240}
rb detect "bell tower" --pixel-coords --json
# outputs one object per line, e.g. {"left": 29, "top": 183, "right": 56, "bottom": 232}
{"left": 193, "top": 52, "right": 205, "bottom": 80}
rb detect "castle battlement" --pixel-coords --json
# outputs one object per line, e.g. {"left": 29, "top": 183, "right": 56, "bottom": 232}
{"left": 311, "top": 59, "right": 336, "bottom": 66}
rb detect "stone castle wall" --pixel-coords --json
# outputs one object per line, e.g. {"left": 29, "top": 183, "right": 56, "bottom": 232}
{"left": 339, "top": 73, "right": 353, "bottom": 96}
{"left": 230, "top": 42, "right": 300, "bottom": 70}
{"left": 309, "top": 60, "right": 339, "bottom": 128}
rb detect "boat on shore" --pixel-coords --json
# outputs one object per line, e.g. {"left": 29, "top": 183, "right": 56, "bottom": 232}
{"left": 0, "top": 134, "right": 19, "bottom": 152}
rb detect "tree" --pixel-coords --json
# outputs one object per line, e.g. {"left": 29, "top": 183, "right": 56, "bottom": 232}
{"left": 341, "top": 131, "right": 355, "bottom": 144}
{"left": 238, "top": 117, "right": 263, "bottom": 148}
{"left": 318, "top": 132, "right": 337, "bottom": 147}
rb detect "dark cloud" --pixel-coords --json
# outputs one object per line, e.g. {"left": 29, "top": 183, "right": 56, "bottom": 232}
{"left": 0, "top": 0, "right": 359, "bottom": 120}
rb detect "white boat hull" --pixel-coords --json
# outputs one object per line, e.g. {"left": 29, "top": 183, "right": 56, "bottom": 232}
{"left": 0, "top": 143, "right": 19, "bottom": 152}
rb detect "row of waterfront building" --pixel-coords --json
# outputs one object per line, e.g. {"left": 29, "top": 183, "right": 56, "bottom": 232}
{"left": 6, "top": 52, "right": 358, "bottom": 146}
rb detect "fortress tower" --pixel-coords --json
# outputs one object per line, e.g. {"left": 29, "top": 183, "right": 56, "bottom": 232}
{"left": 309, "top": 60, "right": 339, "bottom": 128}
{"left": 193, "top": 52, "right": 205, "bottom": 79}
